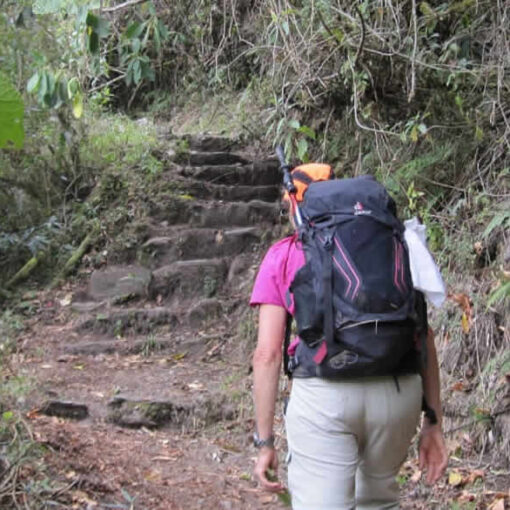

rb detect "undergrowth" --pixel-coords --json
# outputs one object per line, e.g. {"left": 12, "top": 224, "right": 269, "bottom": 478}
{"left": 0, "top": 311, "right": 59, "bottom": 508}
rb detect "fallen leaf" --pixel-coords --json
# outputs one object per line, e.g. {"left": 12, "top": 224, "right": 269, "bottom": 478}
{"left": 448, "top": 470, "right": 463, "bottom": 486}
{"left": 449, "top": 293, "right": 473, "bottom": 333}
{"left": 410, "top": 469, "right": 422, "bottom": 483}
{"left": 73, "top": 364, "right": 85, "bottom": 370}
{"left": 465, "top": 469, "right": 484, "bottom": 484}
{"left": 188, "top": 382, "right": 205, "bottom": 390}
{"left": 59, "top": 293, "right": 72, "bottom": 307}
{"left": 144, "top": 470, "right": 162, "bottom": 482}
{"left": 457, "top": 490, "right": 476, "bottom": 503}
{"left": 451, "top": 381, "right": 465, "bottom": 392}
{"left": 461, "top": 312, "right": 470, "bottom": 333}
{"left": 488, "top": 499, "right": 505, "bottom": 510}
{"left": 26, "top": 409, "right": 41, "bottom": 419}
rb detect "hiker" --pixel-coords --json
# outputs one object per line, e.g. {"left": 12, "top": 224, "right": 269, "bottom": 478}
{"left": 250, "top": 164, "right": 448, "bottom": 509}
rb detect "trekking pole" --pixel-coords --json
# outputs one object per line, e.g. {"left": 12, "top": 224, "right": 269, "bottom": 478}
{"left": 276, "top": 145, "right": 303, "bottom": 227}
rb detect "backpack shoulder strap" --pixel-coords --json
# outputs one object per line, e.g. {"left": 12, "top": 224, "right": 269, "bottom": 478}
{"left": 283, "top": 311, "right": 293, "bottom": 378}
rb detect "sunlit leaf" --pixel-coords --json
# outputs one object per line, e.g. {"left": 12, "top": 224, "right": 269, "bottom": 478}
{"left": 461, "top": 312, "right": 470, "bottom": 333}
{"left": 297, "top": 125, "right": 316, "bottom": 139}
{"left": 0, "top": 73, "right": 24, "bottom": 149}
{"left": 72, "top": 92, "right": 83, "bottom": 119}
{"left": 27, "top": 72, "right": 41, "bottom": 93}
{"left": 2, "top": 411, "right": 14, "bottom": 421}
{"left": 410, "top": 125, "right": 419, "bottom": 142}
{"left": 448, "top": 470, "right": 463, "bottom": 486}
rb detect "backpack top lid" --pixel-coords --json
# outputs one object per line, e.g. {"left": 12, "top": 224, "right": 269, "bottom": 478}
{"left": 300, "top": 175, "right": 401, "bottom": 229}
{"left": 283, "top": 163, "right": 333, "bottom": 203}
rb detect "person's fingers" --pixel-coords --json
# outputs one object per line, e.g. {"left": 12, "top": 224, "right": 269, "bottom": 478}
{"left": 254, "top": 467, "right": 284, "bottom": 492}
{"left": 254, "top": 453, "right": 285, "bottom": 493}
{"left": 418, "top": 445, "right": 426, "bottom": 471}
{"left": 258, "top": 472, "right": 284, "bottom": 492}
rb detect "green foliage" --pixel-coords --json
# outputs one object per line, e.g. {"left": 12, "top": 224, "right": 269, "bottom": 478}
{"left": 0, "top": 74, "right": 24, "bottom": 149}
{"left": 86, "top": 11, "right": 110, "bottom": 55}
{"left": 487, "top": 280, "right": 510, "bottom": 307}
{"left": 483, "top": 207, "right": 510, "bottom": 239}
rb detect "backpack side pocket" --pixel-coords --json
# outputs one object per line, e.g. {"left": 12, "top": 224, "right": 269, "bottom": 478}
{"left": 290, "top": 262, "right": 323, "bottom": 346}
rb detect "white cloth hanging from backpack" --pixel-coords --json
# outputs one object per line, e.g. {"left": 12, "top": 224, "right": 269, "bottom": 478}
{"left": 404, "top": 217, "right": 446, "bottom": 308}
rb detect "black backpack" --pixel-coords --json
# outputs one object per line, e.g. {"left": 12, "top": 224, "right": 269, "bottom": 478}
{"left": 287, "top": 175, "right": 426, "bottom": 379}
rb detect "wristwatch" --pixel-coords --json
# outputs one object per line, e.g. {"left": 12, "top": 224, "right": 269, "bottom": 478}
{"left": 253, "top": 431, "right": 275, "bottom": 449}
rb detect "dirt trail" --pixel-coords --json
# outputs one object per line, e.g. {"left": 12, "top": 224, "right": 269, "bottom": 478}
{"left": 17, "top": 136, "right": 289, "bottom": 509}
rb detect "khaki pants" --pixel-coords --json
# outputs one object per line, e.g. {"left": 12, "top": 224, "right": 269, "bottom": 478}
{"left": 286, "top": 375, "right": 422, "bottom": 510}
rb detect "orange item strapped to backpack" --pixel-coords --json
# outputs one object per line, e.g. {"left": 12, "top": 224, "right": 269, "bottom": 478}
{"left": 283, "top": 163, "right": 333, "bottom": 203}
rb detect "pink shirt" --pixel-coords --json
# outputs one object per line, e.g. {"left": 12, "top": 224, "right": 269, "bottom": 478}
{"left": 250, "top": 235, "right": 305, "bottom": 314}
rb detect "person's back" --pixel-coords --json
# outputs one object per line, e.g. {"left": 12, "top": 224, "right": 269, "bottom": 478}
{"left": 250, "top": 164, "right": 448, "bottom": 509}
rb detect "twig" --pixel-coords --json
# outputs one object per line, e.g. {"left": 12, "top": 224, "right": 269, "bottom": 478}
{"left": 353, "top": 4, "right": 366, "bottom": 67}
{"left": 349, "top": 59, "right": 400, "bottom": 138}
{"left": 88, "top": 73, "right": 126, "bottom": 94}
{"left": 445, "top": 406, "right": 510, "bottom": 435}
{"left": 103, "top": 0, "right": 147, "bottom": 13}
{"left": 408, "top": 0, "right": 418, "bottom": 102}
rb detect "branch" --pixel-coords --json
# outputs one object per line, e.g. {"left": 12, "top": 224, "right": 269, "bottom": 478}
{"left": 353, "top": 5, "right": 365, "bottom": 67}
{"left": 103, "top": 0, "right": 148, "bottom": 13}
{"left": 408, "top": 0, "right": 418, "bottom": 102}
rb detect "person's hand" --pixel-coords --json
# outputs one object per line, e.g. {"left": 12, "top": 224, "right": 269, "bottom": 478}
{"left": 419, "top": 424, "right": 448, "bottom": 485}
{"left": 254, "top": 447, "right": 285, "bottom": 492}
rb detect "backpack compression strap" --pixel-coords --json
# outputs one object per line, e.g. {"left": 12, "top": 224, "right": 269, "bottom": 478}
{"left": 313, "top": 232, "right": 334, "bottom": 365}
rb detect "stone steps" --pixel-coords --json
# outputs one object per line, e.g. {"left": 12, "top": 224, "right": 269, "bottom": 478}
{"left": 183, "top": 151, "right": 249, "bottom": 166}
{"left": 150, "top": 198, "right": 280, "bottom": 228}
{"left": 142, "top": 226, "right": 262, "bottom": 264}
{"left": 151, "top": 258, "right": 228, "bottom": 300}
{"left": 75, "top": 306, "right": 178, "bottom": 335}
{"left": 37, "top": 356, "right": 237, "bottom": 430}
{"left": 53, "top": 134, "right": 280, "bottom": 430}
{"left": 183, "top": 134, "right": 240, "bottom": 152}
{"left": 183, "top": 180, "right": 279, "bottom": 203}
{"left": 180, "top": 160, "right": 280, "bottom": 185}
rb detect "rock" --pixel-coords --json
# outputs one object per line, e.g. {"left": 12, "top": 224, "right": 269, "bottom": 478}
{"left": 75, "top": 307, "right": 178, "bottom": 335}
{"left": 186, "top": 151, "right": 249, "bottom": 166}
{"left": 71, "top": 301, "right": 106, "bottom": 313}
{"left": 144, "top": 227, "right": 261, "bottom": 264}
{"left": 39, "top": 401, "right": 89, "bottom": 420}
{"left": 87, "top": 266, "right": 152, "bottom": 303}
{"left": 227, "top": 254, "right": 254, "bottom": 282}
{"left": 184, "top": 134, "right": 239, "bottom": 152}
{"left": 187, "top": 298, "right": 223, "bottom": 327}
{"left": 107, "top": 396, "right": 183, "bottom": 428}
{"left": 151, "top": 259, "right": 228, "bottom": 299}
{"left": 107, "top": 393, "right": 236, "bottom": 429}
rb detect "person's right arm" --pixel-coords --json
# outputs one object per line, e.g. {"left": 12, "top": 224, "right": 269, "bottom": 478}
{"left": 419, "top": 327, "right": 448, "bottom": 484}
{"left": 252, "top": 304, "right": 287, "bottom": 492}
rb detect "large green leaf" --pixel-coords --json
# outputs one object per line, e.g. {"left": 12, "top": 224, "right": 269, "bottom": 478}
{"left": 86, "top": 12, "right": 110, "bottom": 38}
{"left": 33, "top": 0, "right": 66, "bottom": 14}
{"left": 0, "top": 74, "right": 24, "bottom": 149}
